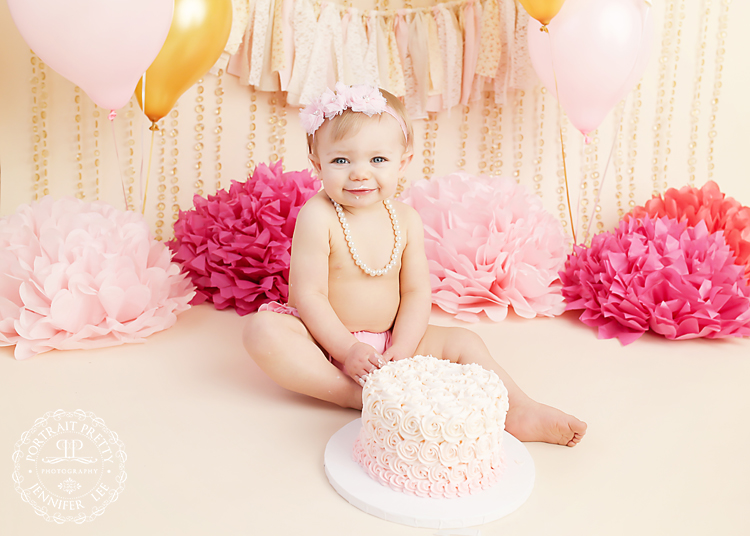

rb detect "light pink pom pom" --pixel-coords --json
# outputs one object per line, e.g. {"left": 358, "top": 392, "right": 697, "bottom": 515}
{"left": 402, "top": 172, "right": 569, "bottom": 322}
{"left": 561, "top": 215, "right": 750, "bottom": 345}
{"left": 0, "top": 197, "right": 195, "bottom": 359}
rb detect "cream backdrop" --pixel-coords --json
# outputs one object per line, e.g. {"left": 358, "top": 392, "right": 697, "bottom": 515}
{"left": 1, "top": 0, "right": 749, "bottom": 242}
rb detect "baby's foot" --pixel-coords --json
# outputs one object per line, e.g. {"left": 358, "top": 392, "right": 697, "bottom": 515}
{"left": 505, "top": 398, "right": 587, "bottom": 447}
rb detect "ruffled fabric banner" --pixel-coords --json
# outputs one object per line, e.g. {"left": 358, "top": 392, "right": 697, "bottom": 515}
{"left": 226, "top": 0, "right": 535, "bottom": 114}
{"left": 626, "top": 181, "right": 750, "bottom": 280}
{"left": 169, "top": 161, "right": 320, "bottom": 315}
{"left": 402, "top": 172, "right": 568, "bottom": 322}
{"left": 0, "top": 197, "right": 195, "bottom": 359}
{"left": 560, "top": 215, "right": 750, "bottom": 345}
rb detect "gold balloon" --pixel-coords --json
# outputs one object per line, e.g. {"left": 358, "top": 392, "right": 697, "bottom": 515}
{"left": 136, "top": 0, "right": 232, "bottom": 124}
{"left": 518, "top": 0, "right": 566, "bottom": 26}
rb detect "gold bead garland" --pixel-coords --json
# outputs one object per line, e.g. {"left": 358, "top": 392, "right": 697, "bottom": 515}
{"left": 687, "top": 0, "right": 712, "bottom": 186}
{"left": 490, "top": 100, "right": 503, "bottom": 176}
{"left": 170, "top": 107, "right": 181, "bottom": 223}
{"left": 126, "top": 101, "right": 136, "bottom": 209}
{"left": 93, "top": 106, "right": 101, "bottom": 200}
{"left": 154, "top": 121, "right": 167, "bottom": 241}
{"left": 248, "top": 87, "right": 257, "bottom": 171}
{"left": 512, "top": 90, "right": 525, "bottom": 181}
{"left": 613, "top": 99, "right": 627, "bottom": 218}
{"left": 590, "top": 133, "right": 603, "bottom": 232}
{"left": 651, "top": 0, "right": 677, "bottom": 197}
{"left": 533, "top": 87, "right": 545, "bottom": 197}
{"left": 268, "top": 92, "right": 287, "bottom": 167}
{"left": 422, "top": 112, "right": 437, "bottom": 181}
{"left": 215, "top": 69, "right": 224, "bottom": 191}
{"left": 194, "top": 79, "right": 205, "bottom": 197}
{"left": 556, "top": 114, "right": 570, "bottom": 232}
{"left": 661, "top": 0, "right": 685, "bottom": 193}
{"left": 707, "top": 0, "right": 730, "bottom": 181}
{"left": 268, "top": 93, "right": 277, "bottom": 162}
{"left": 626, "top": 82, "right": 643, "bottom": 210}
{"left": 30, "top": 53, "right": 49, "bottom": 201}
{"left": 579, "top": 138, "right": 592, "bottom": 241}
{"left": 456, "top": 105, "right": 469, "bottom": 170}
{"left": 74, "top": 87, "right": 85, "bottom": 199}
{"left": 478, "top": 92, "right": 491, "bottom": 174}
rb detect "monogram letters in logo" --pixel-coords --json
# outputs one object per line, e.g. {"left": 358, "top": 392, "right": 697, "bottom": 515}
{"left": 12, "top": 409, "right": 127, "bottom": 523}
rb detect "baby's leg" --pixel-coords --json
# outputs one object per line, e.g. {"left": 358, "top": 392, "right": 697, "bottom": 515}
{"left": 243, "top": 311, "right": 363, "bottom": 409}
{"left": 415, "top": 325, "right": 587, "bottom": 447}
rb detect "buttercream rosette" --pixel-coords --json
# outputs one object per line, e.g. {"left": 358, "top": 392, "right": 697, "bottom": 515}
{"left": 402, "top": 172, "right": 569, "bottom": 322}
{"left": 560, "top": 215, "right": 750, "bottom": 345}
{"left": 626, "top": 181, "right": 750, "bottom": 280}
{"left": 0, "top": 196, "right": 194, "bottom": 359}
{"left": 169, "top": 161, "right": 320, "bottom": 315}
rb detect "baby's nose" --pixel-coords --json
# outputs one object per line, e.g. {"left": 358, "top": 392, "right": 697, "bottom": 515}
{"left": 350, "top": 165, "right": 371, "bottom": 180}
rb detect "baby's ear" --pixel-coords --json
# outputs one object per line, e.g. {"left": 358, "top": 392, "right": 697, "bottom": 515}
{"left": 308, "top": 153, "right": 322, "bottom": 174}
{"left": 399, "top": 150, "right": 414, "bottom": 174}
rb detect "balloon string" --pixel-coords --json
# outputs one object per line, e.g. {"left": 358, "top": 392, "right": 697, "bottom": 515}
{"left": 544, "top": 26, "right": 577, "bottom": 246}
{"left": 109, "top": 118, "right": 130, "bottom": 211}
{"left": 142, "top": 127, "right": 156, "bottom": 215}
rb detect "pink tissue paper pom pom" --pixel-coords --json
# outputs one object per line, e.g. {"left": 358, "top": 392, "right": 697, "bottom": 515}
{"left": 0, "top": 196, "right": 195, "bottom": 359}
{"left": 626, "top": 181, "right": 750, "bottom": 280}
{"left": 402, "top": 172, "right": 569, "bottom": 322}
{"left": 169, "top": 161, "right": 320, "bottom": 316}
{"left": 560, "top": 215, "right": 750, "bottom": 345}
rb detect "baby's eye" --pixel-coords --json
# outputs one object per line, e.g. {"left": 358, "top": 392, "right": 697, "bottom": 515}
{"left": 372, "top": 156, "right": 387, "bottom": 163}
{"left": 331, "top": 157, "right": 348, "bottom": 164}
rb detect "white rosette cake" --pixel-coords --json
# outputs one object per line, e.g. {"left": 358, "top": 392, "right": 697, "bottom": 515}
{"left": 352, "top": 355, "right": 509, "bottom": 498}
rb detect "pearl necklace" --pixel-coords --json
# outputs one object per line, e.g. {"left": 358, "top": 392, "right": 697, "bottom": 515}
{"left": 332, "top": 199, "right": 401, "bottom": 277}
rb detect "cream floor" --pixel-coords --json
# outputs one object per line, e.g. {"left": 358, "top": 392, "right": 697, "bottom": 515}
{"left": 2, "top": 304, "right": 748, "bottom": 536}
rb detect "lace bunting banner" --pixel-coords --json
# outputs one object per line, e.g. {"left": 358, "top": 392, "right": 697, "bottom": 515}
{"left": 223, "top": 0, "right": 535, "bottom": 116}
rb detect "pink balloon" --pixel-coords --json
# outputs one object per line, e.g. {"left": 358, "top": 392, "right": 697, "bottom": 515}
{"left": 528, "top": 0, "right": 653, "bottom": 137}
{"left": 7, "top": 0, "right": 174, "bottom": 112}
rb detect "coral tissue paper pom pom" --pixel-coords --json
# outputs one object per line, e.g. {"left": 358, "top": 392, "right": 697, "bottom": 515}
{"left": 560, "top": 216, "right": 750, "bottom": 345}
{"left": 627, "top": 181, "right": 750, "bottom": 280}
{"left": 169, "top": 161, "right": 320, "bottom": 315}
{"left": 402, "top": 172, "right": 569, "bottom": 322}
{"left": 0, "top": 196, "right": 195, "bottom": 359}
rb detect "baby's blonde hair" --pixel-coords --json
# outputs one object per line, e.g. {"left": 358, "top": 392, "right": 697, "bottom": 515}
{"left": 307, "top": 89, "right": 413, "bottom": 154}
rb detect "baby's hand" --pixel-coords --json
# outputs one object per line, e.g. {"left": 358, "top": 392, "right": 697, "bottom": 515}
{"left": 382, "top": 346, "right": 412, "bottom": 363}
{"left": 343, "top": 342, "right": 386, "bottom": 387}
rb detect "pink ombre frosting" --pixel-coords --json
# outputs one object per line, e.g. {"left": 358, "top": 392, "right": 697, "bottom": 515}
{"left": 353, "top": 355, "right": 508, "bottom": 498}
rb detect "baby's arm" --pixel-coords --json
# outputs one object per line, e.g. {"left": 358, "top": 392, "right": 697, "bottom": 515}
{"left": 383, "top": 203, "right": 432, "bottom": 361}
{"left": 290, "top": 199, "right": 384, "bottom": 384}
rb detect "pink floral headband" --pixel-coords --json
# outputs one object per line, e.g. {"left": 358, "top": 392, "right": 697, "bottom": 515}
{"left": 300, "top": 83, "right": 408, "bottom": 142}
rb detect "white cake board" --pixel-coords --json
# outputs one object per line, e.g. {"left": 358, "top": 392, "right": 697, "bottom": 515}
{"left": 324, "top": 418, "right": 535, "bottom": 529}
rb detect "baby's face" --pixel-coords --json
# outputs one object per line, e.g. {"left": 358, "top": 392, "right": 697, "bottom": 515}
{"left": 309, "top": 114, "right": 412, "bottom": 209}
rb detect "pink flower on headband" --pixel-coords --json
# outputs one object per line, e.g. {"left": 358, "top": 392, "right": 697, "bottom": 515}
{"left": 319, "top": 87, "right": 347, "bottom": 117}
{"left": 338, "top": 82, "right": 387, "bottom": 115}
{"left": 299, "top": 101, "right": 325, "bottom": 134}
{"left": 300, "top": 84, "right": 390, "bottom": 135}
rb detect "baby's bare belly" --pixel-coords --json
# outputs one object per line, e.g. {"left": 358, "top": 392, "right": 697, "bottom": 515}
{"left": 328, "top": 276, "right": 401, "bottom": 333}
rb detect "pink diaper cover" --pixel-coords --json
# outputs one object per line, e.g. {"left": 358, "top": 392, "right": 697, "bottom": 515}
{"left": 257, "top": 301, "right": 393, "bottom": 356}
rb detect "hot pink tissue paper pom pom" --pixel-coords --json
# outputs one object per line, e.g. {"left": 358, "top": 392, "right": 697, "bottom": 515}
{"left": 402, "top": 172, "right": 569, "bottom": 322}
{"left": 0, "top": 196, "right": 195, "bottom": 359}
{"left": 169, "top": 161, "right": 320, "bottom": 315}
{"left": 561, "top": 215, "right": 750, "bottom": 345}
{"left": 627, "top": 181, "right": 750, "bottom": 280}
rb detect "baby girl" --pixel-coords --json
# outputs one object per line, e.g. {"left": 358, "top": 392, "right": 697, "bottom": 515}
{"left": 244, "top": 84, "right": 586, "bottom": 447}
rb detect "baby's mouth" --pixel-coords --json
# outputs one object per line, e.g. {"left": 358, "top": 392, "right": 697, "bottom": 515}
{"left": 346, "top": 188, "right": 376, "bottom": 195}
